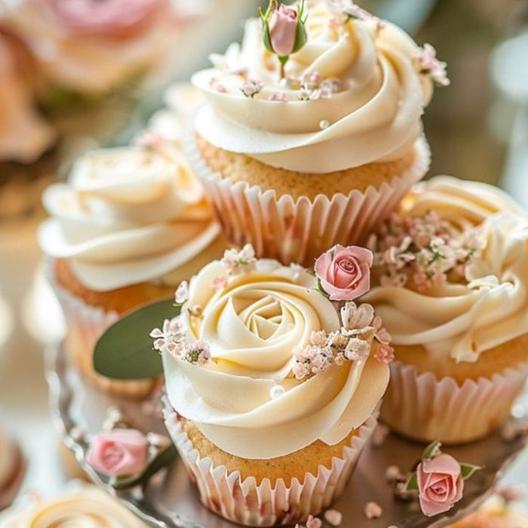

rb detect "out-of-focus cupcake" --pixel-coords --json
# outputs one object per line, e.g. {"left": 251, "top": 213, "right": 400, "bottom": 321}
{"left": 38, "top": 139, "right": 227, "bottom": 399}
{"left": 0, "top": 428, "right": 25, "bottom": 511}
{"left": 448, "top": 496, "right": 528, "bottom": 528}
{"left": 364, "top": 176, "right": 528, "bottom": 444}
{"left": 0, "top": 27, "right": 55, "bottom": 163}
{"left": 188, "top": 0, "right": 448, "bottom": 265}
{"left": 4, "top": 0, "right": 181, "bottom": 97}
{"left": 157, "top": 244, "right": 391, "bottom": 526}
{"left": 0, "top": 486, "right": 147, "bottom": 526}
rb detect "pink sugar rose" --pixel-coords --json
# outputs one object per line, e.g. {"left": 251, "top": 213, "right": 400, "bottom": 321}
{"left": 86, "top": 429, "right": 149, "bottom": 477}
{"left": 47, "top": 0, "right": 161, "bottom": 37}
{"left": 269, "top": 4, "right": 298, "bottom": 56}
{"left": 315, "top": 245, "right": 373, "bottom": 301}
{"left": 417, "top": 454, "right": 464, "bottom": 516}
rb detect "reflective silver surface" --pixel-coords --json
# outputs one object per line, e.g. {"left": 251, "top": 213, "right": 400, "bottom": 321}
{"left": 49, "top": 343, "right": 528, "bottom": 528}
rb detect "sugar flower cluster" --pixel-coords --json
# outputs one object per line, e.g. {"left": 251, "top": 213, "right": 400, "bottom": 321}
{"left": 150, "top": 318, "right": 210, "bottom": 365}
{"left": 292, "top": 302, "right": 394, "bottom": 380}
{"left": 368, "top": 211, "right": 486, "bottom": 291}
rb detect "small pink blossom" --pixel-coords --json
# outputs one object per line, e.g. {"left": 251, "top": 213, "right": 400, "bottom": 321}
{"left": 315, "top": 245, "right": 373, "bottom": 301}
{"left": 175, "top": 281, "right": 189, "bottom": 304}
{"left": 305, "top": 514, "right": 322, "bottom": 528}
{"left": 374, "top": 343, "right": 395, "bottom": 364}
{"left": 221, "top": 245, "right": 257, "bottom": 274}
{"left": 182, "top": 340, "right": 211, "bottom": 365}
{"left": 364, "top": 501, "right": 382, "bottom": 519}
{"left": 269, "top": 92, "right": 288, "bottom": 102}
{"left": 417, "top": 453, "right": 464, "bottom": 516}
{"left": 134, "top": 131, "right": 164, "bottom": 149}
{"left": 241, "top": 79, "right": 264, "bottom": 98}
{"left": 212, "top": 276, "right": 228, "bottom": 291}
{"left": 209, "top": 77, "right": 227, "bottom": 93}
{"left": 269, "top": 4, "right": 298, "bottom": 56}
{"left": 324, "top": 509, "right": 342, "bottom": 526}
{"left": 415, "top": 43, "right": 450, "bottom": 87}
{"left": 150, "top": 318, "right": 184, "bottom": 355}
{"left": 86, "top": 429, "right": 148, "bottom": 477}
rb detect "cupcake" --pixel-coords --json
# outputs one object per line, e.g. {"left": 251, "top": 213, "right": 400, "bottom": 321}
{"left": 448, "top": 496, "right": 528, "bottom": 528}
{"left": 363, "top": 176, "right": 528, "bottom": 443}
{"left": 0, "top": 486, "right": 147, "bottom": 526}
{"left": 38, "top": 138, "right": 227, "bottom": 399}
{"left": 157, "top": 244, "right": 391, "bottom": 526}
{"left": 4, "top": 0, "right": 180, "bottom": 96}
{"left": 0, "top": 429, "right": 25, "bottom": 511}
{"left": 188, "top": 0, "right": 448, "bottom": 266}
{"left": 0, "top": 28, "right": 55, "bottom": 163}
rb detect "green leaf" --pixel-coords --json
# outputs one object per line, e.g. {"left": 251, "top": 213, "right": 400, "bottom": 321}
{"left": 112, "top": 445, "right": 177, "bottom": 490}
{"left": 94, "top": 299, "right": 180, "bottom": 380}
{"left": 422, "top": 440, "right": 442, "bottom": 461}
{"left": 460, "top": 463, "right": 481, "bottom": 480}
{"left": 292, "top": 16, "right": 307, "bottom": 53}
{"left": 405, "top": 472, "right": 418, "bottom": 491}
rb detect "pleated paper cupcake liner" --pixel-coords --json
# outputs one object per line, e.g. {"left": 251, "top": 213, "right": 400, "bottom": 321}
{"left": 164, "top": 411, "right": 377, "bottom": 527}
{"left": 185, "top": 135, "right": 430, "bottom": 266}
{"left": 45, "top": 260, "right": 157, "bottom": 399}
{"left": 381, "top": 360, "right": 528, "bottom": 445}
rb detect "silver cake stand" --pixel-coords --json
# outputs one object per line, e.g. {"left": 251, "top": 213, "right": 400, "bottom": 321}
{"left": 47, "top": 343, "right": 528, "bottom": 528}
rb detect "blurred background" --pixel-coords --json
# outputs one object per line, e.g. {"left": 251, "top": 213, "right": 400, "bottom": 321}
{"left": 1, "top": 0, "right": 528, "bottom": 509}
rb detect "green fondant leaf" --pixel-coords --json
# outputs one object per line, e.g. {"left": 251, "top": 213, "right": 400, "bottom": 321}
{"left": 460, "top": 463, "right": 481, "bottom": 480}
{"left": 94, "top": 298, "right": 180, "bottom": 380}
{"left": 405, "top": 472, "right": 419, "bottom": 491}
{"left": 422, "top": 440, "right": 442, "bottom": 461}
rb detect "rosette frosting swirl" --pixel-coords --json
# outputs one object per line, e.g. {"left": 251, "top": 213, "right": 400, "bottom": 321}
{"left": 163, "top": 256, "right": 390, "bottom": 459}
{"left": 1, "top": 487, "right": 147, "bottom": 527}
{"left": 192, "top": 0, "right": 435, "bottom": 173}
{"left": 38, "top": 145, "right": 221, "bottom": 291}
{"left": 364, "top": 177, "right": 528, "bottom": 363}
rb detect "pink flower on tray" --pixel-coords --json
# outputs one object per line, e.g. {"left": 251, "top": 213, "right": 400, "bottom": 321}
{"left": 86, "top": 429, "right": 148, "bottom": 478}
{"left": 315, "top": 245, "right": 373, "bottom": 301}
{"left": 417, "top": 453, "right": 464, "bottom": 516}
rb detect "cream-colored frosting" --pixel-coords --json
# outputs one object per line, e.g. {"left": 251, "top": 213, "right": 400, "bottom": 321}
{"left": 6, "top": 0, "right": 177, "bottom": 93}
{"left": 38, "top": 145, "right": 221, "bottom": 291}
{"left": 192, "top": 1, "right": 433, "bottom": 173}
{"left": 163, "top": 258, "right": 389, "bottom": 459}
{"left": 364, "top": 177, "right": 528, "bottom": 363}
{"left": 1, "top": 487, "right": 147, "bottom": 527}
{"left": 0, "top": 33, "right": 55, "bottom": 162}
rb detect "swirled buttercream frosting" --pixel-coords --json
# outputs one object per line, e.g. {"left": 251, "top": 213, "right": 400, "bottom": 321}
{"left": 192, "top": 0, "right": 439, "bottom": 173}
{"left": 38, "top": 144, "right": 221, "bottom": 291}
{"left": 364, "top": 176, "right": 528, "bottom": 363}
{"left": 1, "top": 486, "right": 147, "bottom": 527}
{"left": 160, "top": 247, "right": 390, "bottom": 459}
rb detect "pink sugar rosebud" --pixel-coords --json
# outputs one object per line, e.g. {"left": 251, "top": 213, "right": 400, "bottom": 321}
{"left": 86, "top": 428, "right": 149, "bottom": 478}
{"left": 269, "top": 4, "right": 298, "bottom": 56}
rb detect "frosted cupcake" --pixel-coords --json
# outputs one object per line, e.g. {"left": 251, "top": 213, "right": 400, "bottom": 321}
{"left": 0, "top": 28, "right": 55, "bottom": 163}
{"left": 363, "top": 176, "right": 528, "bottom": 443}
{"left": 0, "top": 429, "right": 24, "bottom": 511}
{"left": 39, "top": 140, "right": 227, "bottom": 399}
{"left": 1, "top": 486, "right": 147, "bottom": 527}
{"left": 189, "top": 0, "right": 448, "bottom": 265}
{"left": 156, "top": 244, "right": 391, "bottom": 526}
{"left": 4, "top": 0, "right": 180, "bottom": 96}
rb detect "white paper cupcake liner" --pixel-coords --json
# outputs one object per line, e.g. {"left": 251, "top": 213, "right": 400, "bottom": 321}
{"left": 185, "top": 134, "right": 430, "bottom": 266}
{"left": 164, "top": 411, "right": 377, "bottom": 526}
{"left": 45, "top": 259, "right": 157, "bottom": 399}
{"left": 381, "top": 360, "right": 528, "bottom": 444}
